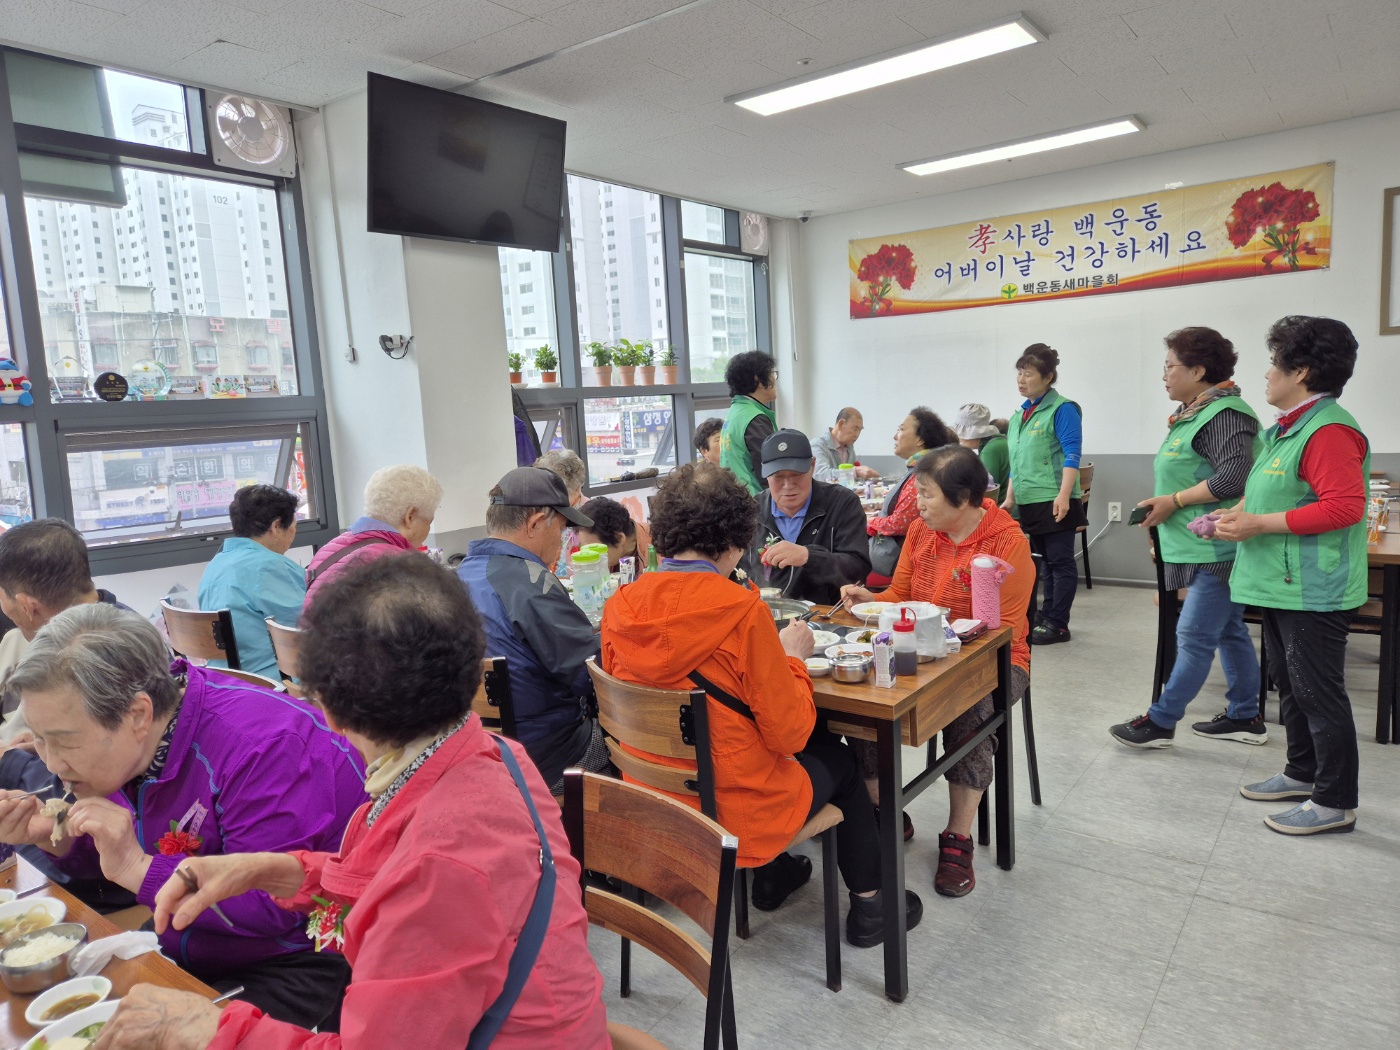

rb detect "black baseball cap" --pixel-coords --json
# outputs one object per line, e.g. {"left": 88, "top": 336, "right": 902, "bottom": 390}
{"left": 490, "top": 467, "right": 594, "bottom": 527}
{"left": 760, "top": 429, "right": 814, "bottom": 478}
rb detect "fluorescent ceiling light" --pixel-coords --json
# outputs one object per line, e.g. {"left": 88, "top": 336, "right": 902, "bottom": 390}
{"left": 901, "top": 117, "right": 1145, "bottom": 176}
{"left": 727, "top": 14, "right": 1045, "bottom": 116}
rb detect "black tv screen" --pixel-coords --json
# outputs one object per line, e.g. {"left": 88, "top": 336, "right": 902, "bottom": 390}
{"left": 366, "top": 72, "right": 566, "bottom": 251}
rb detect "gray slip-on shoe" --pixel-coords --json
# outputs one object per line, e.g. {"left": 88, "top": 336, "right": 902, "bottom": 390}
{"left": 1264, "top": 801, "right": 1356, "bottom": 835}
{"left": 1240, "top": 773, "right": 1313, "bottom": 801}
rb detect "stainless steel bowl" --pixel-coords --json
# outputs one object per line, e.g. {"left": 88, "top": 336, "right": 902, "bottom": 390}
{"left": 831, "top": 653, "right": 873, "bottom": 683}
{"left": 0, "top": 922, "right": 88, "bottom": 994}
{"left": 763, "top": 598, "right": 813, "bottom": 628}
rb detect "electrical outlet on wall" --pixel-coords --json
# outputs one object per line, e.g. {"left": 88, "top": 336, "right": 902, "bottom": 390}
{"left": 1107, "top": 502, "right": 1122, "bottom": 522}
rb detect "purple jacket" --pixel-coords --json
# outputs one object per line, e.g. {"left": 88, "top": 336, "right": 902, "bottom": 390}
{"left": 53, "top": 662, "right": 367, "bottom": 978}
{"left": 303, "top": 518, "right": 414, "bottom": 609}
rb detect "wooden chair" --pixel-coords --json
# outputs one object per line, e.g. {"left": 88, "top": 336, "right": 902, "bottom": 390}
{"left": 161, "top": 599, "right": 240, "bottom": 669}
{"left": 563, "top": 770, "right": 738, "bottom": 1050}
{"left": 586, "top": 657, "right": 845, "bottom": 993}
{"left": 205, "top": 666, "right": 286, "bottom": 691}
{"left": 265, "top": 618, "right": 303, "bottom": 692}
{"left": 471, "top": 656, "right": 517, "bottom": 738}
{"left": 1076, "top": 461, "right": 1096, "bottom": 588}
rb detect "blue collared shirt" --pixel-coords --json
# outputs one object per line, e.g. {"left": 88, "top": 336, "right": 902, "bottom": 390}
{"left": 197, "top": 537, "right": 307, "bottom": 679}
{"left": 772, "top": 494, "right": 813, "bottom": 543}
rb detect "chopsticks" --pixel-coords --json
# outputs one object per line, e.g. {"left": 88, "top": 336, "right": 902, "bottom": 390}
{"left": 176, "top": 867, "right": 235, "bottom": 929}
{"left": 211, "top": 986, "right": 245, "bottom": 1005}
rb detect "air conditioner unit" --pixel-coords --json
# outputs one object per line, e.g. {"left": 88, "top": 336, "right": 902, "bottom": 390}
{"left": 204, "top": 92, "right": 297, "bottom": 178}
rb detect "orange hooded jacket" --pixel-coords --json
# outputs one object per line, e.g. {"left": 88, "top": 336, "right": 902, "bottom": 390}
{"left": 601, "top": 567, "right": 815, "bottom": 869}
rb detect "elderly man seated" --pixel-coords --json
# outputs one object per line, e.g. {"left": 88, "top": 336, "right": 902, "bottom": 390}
{"left": 303, "top": 464, "right": 441, "bottom": 608}
{"left": 457, "top": 468, "right": 612, "bottom": 791}
{"left": 743, "top": 429, "right": 871, "bottom": 606}
{"left": 812, "top": 407, "right": 881, "bottom": 484}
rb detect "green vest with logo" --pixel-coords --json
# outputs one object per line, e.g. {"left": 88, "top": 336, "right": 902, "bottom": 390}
{"left": 720, "top": 395, "right": 776, "bottom": 496}
{"left": 1154, "top": 396, "right": 1260, "bottom": 565}
{"left": 1229, "top": 398, "right": 1370, "bottom": 612}
{"left": 1008, "top": 389, "right": 1082, "bottom": 504}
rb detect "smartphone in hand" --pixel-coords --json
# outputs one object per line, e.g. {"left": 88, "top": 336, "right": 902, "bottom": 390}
{"left": 1128, "top": 505, "right": 1151, "bottom": 526}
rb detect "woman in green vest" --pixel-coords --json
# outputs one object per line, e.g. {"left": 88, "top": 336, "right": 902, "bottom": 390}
{"left": 719, "top": 350, "right": 778, "bottom": 496}
{"left": 1109, "top": 327, "right": 1262, "bottom": 749}
{"left": 1215, "top": 316, "right": 1369, "bottom": 836}
{"left": 1003, "top": 344, "right": 1085, "bottom": 644}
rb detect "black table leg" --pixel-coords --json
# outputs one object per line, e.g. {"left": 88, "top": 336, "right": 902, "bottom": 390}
{"left": 876, "top": 718, "right": 907, "bottom": 1003}
{"left": 992, "top": 641, "right": 1016, "bottom": 871}
{"left": 1381, "top": 564, "right": 1400, "bottom": 744}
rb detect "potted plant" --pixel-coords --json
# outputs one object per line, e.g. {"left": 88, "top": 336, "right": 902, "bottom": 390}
{"left": 612, "top": 339, "right": 637, "bottom": 386}
{"left": 507, "top": 351, "right": 524, "bottom": 386}
{"left": 657, "top": 343, "right": 679, "bottom": 385}
{"left": 534, "top": 344, "right": 558, "bottom": 385}
{"left": 635, "top": 339, "right": 656, "bottom": 385}
{"left": 586, "top": 342, "right": 612, "bottom": 386}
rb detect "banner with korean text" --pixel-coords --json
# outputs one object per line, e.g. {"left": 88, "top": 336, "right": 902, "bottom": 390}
{"left": 848, "top": 163, "right": 1333, "bottom": 318}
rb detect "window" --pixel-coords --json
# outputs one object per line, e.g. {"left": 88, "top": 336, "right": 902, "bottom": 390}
{"left": 63, "top": 423, "right": 316, "bottom": 547}
{"left": 24, "top": 164, "right": 297, "bottom": 401}
{"left": 685, "top": 253, "right": 756, "bottom": 383}
{"left": 0, "top": 425, "right": 32, "bottom": 524}
{"left": 582, "top": 394, "right": 676, "bottom": 486}
{"left": 497, "top": 246, "right": 558, "bottom": 367}
{"left": 568, "top": 175, "right": 669, "bottom": 349}
{"left": 192, "top": 342, "right": 218, "bottom": 369}
{"left": 681, "top": 200, "right": 727, "bottom": 244}
{"left": 519, "top": 283, "right": 533, "bottom": 294}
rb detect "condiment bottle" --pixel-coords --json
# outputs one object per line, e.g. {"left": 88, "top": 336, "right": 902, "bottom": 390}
{"left": 892, "top": 609, "right": 918, "bottom": 676}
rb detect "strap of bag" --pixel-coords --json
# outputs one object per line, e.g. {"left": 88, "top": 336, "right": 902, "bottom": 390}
{"left": 687, "top": 667, "right": 755, "bottom": 722}
{"left": 466, "top": 736, "right": 557, "bottom": 1049}
{"left": 306, "top": 536, "right": 390, "bottom": 587}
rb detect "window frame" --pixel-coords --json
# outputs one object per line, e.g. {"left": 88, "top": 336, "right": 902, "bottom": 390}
{"left": 0, "top": 47, "right": 340, "bottom": 575}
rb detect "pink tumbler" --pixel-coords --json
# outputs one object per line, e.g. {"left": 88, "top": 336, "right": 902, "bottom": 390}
{"left": 970, "top": 555, "right": 1015, "bottom": 627}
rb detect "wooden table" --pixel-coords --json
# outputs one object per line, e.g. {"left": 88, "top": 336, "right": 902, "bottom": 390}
{"left": 0, "top": 860, "right": 218, "bottom": 1046}
{"left": 1371, "top": 523, "right": 1400, "bottom": 743}
{"left": 810, "top": 618, "right": 1015, "bottom": 1003}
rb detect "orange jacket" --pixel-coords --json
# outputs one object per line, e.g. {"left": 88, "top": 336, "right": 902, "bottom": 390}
{"left": 883, "top": 500, "right": 1035, "bottom": 672}
{"left": 601, "top": 568, "right": 814, "bottom": 868}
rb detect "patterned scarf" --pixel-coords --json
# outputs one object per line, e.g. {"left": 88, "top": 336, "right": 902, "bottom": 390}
{"left": 125, "top": 693, "right": 184, "bottom": 798}
{"left": 1167, "top": 381, "right": 1242, "bottom": 428}
{"left": 365, "top": 717, "right": 468, "bottom": 828}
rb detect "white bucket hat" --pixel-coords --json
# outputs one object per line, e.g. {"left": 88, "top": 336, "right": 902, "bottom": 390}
{"left": 951, "top": 403, "right": 1001, "bottom": 440}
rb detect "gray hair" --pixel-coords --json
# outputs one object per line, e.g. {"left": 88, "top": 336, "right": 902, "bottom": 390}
{"left": 534, "top": 449, "right": 586, "bottom": 499}
{"left": 363, "top": 465, "right": 443, "bottom": 526}
{"left": 835, "top": 406, "right": 861, "bottom": 425}
{"left": 9, "top": 604, "right": 180, "bottom": 730}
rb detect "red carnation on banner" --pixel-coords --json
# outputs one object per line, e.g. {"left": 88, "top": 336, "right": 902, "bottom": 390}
{"left": 1225, "top": 182, "right": 1320, "bottom": 271}
{"left": 856, "top": 243, "right": 916, "bottom": 316}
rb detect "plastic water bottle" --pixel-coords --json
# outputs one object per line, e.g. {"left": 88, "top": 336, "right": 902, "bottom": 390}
{"left": 837, "top": 464, "right": 856, "bottom": 489}
{"left": 570, "top": 549, "right": 605, "bottom": 624}
{"left": 892, "top": 609, "right": 918, "bottom": 676}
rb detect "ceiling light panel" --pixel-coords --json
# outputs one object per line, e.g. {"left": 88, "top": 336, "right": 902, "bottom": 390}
{"left": 901, "top": 117, "right": 1145, "bottom": 176}
{"left": 727, "top": 14, "right": 1046, "bottom": 117}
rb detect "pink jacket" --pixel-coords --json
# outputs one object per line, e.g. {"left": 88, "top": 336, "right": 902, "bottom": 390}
{"left": 208, "top": 717, "right": 610, "bottom": 1050}
{"left": 303, "top": 519, "right": 414, "bottom": 609}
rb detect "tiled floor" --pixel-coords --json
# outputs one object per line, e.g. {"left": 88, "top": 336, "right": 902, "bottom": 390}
{"left": 589, "top": 582, "right": 1400, "bottom": 1049}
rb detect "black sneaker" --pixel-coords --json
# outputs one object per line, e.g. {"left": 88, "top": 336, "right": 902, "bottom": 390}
{"left": 1109, "top": 713, "right": 1175, "bottom": 749}
{"left": 1192, "top": 711, "right": 1269, "bottom": 745}
{"left": 1030, "top": 624, "right": 1071, "bottom": 645}
{"left": 846, "top": 889, "right": 924, "bottom": 948}
{"left": 751, "top": 852, "right": 811, "bottom": 911}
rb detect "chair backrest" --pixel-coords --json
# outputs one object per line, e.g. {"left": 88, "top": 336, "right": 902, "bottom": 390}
{"left": 161, "top": 599, "right": 241, "bottom": 670}
{"left": 563, "top": 770, "right": 737, "bottom": 1050}
{"left": 264, "top": 618, "right": 302, "bottom": 682}
{"left": 205, "top": 666, "right": 286, "bottom": 692}
{"left": 1078, "top": 461, "right": 1095, "bottom": 496}
{"left": 470, "top": 656, "right": 517, "bottom": 738}
{"left": 585, "top": 657, "right": 717, "bottom": 817}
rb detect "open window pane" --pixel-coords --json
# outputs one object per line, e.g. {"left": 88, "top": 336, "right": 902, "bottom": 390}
{"left": 684, "top": 253, "right": 756, "bottom": 384}
{"left": 64, "top": 422, "right": 318, "bottom": 546}
{"left": 681, "top": 200, "right": 726, "bottom": 244}
{"left": 25, "top": 163, "right": 297, "bottom": 401}
{"left": 0, "top": 426, "right": 33, "bottom": 526}
{"left": 568, "top": 175, "right": 669, "bottom": 351}
{"left": 583, "top": 394, "right": 675, "bottom": 485}
{"left": 498, "top": 246, "right": 558, "bottom": 381}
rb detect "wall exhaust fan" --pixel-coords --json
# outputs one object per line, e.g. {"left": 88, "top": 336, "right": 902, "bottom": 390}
{"left": 205, "top": 93, "right": 297, "bottom": 178}
{"left": 741, "top": 212, "right": 769, "bottom": 255}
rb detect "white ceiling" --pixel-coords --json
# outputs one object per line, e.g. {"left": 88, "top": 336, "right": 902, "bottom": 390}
{"left": 4, "top": 0, "right": 1399, "bottom": 217}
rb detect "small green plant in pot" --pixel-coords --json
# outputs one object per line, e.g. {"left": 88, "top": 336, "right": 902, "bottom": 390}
{"left": 612, "top": 339, "right": 638, "bottom": 386}
{"left": 507, "top": 351, "right": 524, "bottom": 385}
{"left": 657, "top": 343, "right": 679, "bottom": 385}
{"left": 586, "top": 342, "right": 612, "bottom": 387}
{"left": 635, "top": 339, "right": 656, "bottom": 385}
{"left": 533, "top": 344, "right": 558, "bottom": 385}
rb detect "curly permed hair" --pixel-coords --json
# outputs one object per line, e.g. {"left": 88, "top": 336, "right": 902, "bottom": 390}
{"left": 649, "top": 462, "right": 757, "bottom": 559}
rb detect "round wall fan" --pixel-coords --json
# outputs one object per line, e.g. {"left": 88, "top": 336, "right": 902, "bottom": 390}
{"left": 205, "top": 93, "right": 298, "bottom": 177}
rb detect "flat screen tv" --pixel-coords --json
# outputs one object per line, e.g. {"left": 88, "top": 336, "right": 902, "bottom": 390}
{"left": 366, "top": 72, "right": 566, "bottom": 251}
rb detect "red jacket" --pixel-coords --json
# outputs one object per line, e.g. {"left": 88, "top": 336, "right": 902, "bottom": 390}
{"left": 208, "top": 719, "right": 610, "bottom": 1050}
{"left": 601, "top": 568, "right": 815, "bottom": 869}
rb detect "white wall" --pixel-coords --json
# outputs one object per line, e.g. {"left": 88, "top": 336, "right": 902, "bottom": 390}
{"left": 790, "top": 109, "right": 1400, "bottom": 457}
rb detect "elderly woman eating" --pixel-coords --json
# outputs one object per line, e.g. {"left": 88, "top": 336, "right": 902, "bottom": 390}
{"left": 842, "top": 445, "right": 1034, "bottom": 898}
{"left": 97, "top": 555, "right": 609, "bottom": 1050}
{"left": 0, "top": 604, "right": 366, "bottom": 1027}
{"left": 603, "top": 462, "right": 921, "bottom": 947}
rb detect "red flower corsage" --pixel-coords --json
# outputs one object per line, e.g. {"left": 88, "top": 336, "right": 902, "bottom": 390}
{"left": 307, "top": 896, "right": 350, "bottom": 953}
{"left": 157, "top": 820, "right": 202, "bottom": 857}
{"left": 950, "top": 566, "right": 972, "bottom": 590}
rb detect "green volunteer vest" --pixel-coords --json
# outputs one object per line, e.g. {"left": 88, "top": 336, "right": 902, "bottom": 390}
{"left": 720, "top": 395, "right": 776, "bottom": 496}
{"left": 1230, "top": 398, "right": 1370, "bottom": 612}
{"left": 978, "top": 434, "right": 1010, "bottom": 506}
{"left": 1153, "top": 395, "right": 1260, "bottom": 565}
{"left": 1008, "top": 389, "right": 1082, "bottom": 504}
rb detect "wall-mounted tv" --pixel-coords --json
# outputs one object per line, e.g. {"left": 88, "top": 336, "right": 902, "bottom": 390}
{"left": 366, "top": 72, "right": 566, "bottom": 252}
